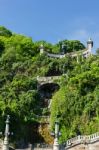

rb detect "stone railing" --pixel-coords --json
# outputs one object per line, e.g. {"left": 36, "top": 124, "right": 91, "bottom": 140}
{"left": 37, "top": 76, "right": 61, "bottom": 85}
{"left": 65, "top": 132, "right": 99, "bottom": 148}
{"left": 47, "top": 52, "right": 65, "bottom": 58}
{"left": 45, "top": 48, "right": 91, "bottom": 59}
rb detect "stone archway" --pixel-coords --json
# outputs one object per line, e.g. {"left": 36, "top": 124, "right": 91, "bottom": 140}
{"left": 38, "top": 83, "right": 60, "bottom": 108}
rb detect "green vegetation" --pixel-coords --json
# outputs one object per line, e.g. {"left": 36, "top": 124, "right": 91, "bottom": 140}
{"left": 0, "top": 26, "right": 98, "bottom": 144}
{"left": 51, "top": 56, "right": 99, "bottom": 143}
{"left": 51, "top": 40, "right": 85, "bottom": 54}
{"left": 0, "top": 26, "right": 12, "bottom": 37}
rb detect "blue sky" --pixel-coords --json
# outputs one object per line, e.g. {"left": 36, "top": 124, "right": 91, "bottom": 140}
{"left": 0, "top": 0, "right": 99, "bottom": 52}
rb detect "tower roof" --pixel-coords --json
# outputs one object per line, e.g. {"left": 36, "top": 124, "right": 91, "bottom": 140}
{"left": 87, "top": 38, "right": 93, "bottom": 43}
{"left": 87, "top": 38, "right": 93, "bottom": 48}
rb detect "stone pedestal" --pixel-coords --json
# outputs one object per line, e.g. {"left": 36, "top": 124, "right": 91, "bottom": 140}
{"left": 53, "top": 138, "right": 59, "bottom": 150}
{"left": 3, "top": 115, "right": 10, "bottom": 150}
{"left": 3, "top": 137, "right": 9, "bottom": 150}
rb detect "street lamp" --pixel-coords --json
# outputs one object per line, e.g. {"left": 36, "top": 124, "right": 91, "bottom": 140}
{"left": 52, "top": 120, "right": 61, "bottom": 150}
{"left": 55, "top": 121, "right": 59, "bottom": 138}
{"left": 3, "top": 115, "right": 10, "bottom": 150}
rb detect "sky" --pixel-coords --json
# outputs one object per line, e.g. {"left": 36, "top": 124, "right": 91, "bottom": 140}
{"left": 0, "top": 0, "right": 99, "bottom": 52}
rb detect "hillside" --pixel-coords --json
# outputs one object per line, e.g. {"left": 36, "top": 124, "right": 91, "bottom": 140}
{"left": 0, "top": 26, "right": 99, "bottom": 145}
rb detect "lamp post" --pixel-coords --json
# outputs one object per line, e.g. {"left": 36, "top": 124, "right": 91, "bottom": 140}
{"left": 3, "top": 115, "right": 10, "bottom": 150}
{"left": 53, "top": 120, "right": 60, "bottom": 150}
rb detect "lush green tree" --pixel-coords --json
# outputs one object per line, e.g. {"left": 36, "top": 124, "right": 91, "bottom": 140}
{"left": 51, "top": 57, "right": 99, "bottom": 142}
{"left": 0, "top": 40, "right": 5, "bottom": 55}
{"left": 0, "top": 26, "right": 12, "bottom": 37}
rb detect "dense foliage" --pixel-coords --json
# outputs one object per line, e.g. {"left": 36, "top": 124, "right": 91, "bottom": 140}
{"left": 0, "top": 26, "right": 98, "bottom": 144}
{"left": 51, "top": 56, "right": 99, "bottom": 143}
{"left": 0, "top": 26, "right": 12, "bottom": 37}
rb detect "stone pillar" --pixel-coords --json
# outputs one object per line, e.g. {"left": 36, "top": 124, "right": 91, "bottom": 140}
{"left": 3, "top": 115, "right": 10, "bottom": 150}
{"left": 53, "top": 138, "right": 59, "bottom": 150}
{"left": 87, "top": 38, "right": 93, "bottom": 56}
{"left": 40, "top": 44, "right": 44, "bottom": 55}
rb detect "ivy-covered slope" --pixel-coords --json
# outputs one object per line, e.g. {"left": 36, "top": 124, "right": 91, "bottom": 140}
{"left": 51, "top": 56, "right": 99, "bottom": 143}
{"left": 0, "top": 26, "right": 99, "bottom": 144}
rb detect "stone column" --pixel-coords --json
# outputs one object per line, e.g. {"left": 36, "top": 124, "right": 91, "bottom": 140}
{"left": 53, "top": 138, "right": 59, "bottom": 150}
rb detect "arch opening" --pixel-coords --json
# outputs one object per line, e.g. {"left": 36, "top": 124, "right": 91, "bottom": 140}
{"left": 39, "top": 83, "right": 60, "bottom": 108}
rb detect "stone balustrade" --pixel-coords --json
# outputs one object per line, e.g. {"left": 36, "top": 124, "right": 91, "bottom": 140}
{"left": 40, "top": 39, "right": 93, "bottom": 62}
{"left": 46, "top": 49, "right": 91, "bottom": 60}
{"left": 47, "top": 52, "right": 65, "bottom": 58}
{"left": 66, "top": 132, "right": 99, "bottom": 148}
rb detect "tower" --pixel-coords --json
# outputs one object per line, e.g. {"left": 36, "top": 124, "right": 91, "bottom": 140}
{"left": 87, "top": 38, "right": 93, "bottom": 52}
{"left": 40, "top": 44, "right": 44, "bottom": 55}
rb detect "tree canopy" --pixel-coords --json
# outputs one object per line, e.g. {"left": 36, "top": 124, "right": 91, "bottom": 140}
{"left": 0, "top": 26, "right": 12, "bottom": 37}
